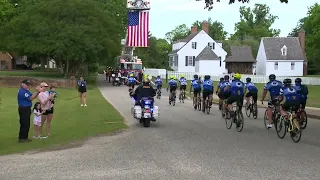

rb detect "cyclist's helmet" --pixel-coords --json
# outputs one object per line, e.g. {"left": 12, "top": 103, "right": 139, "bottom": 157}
{"left": 224, "top": 75, "right": 229, "bottom": 81}
{"left": 220, "top": 77, "right": 224, "bottom": 82}
{"left": 269, "top": 74, "right": 276, "bottom": 81}
{"left": 246, "top": 77, "right": 251, "bottom": 83}
{"left": 170, "top": 75, "right": 174, "bottom": 79}
{"left": 157, "top": 75, "right": 160, "bottom": 78}
{"left": 283, "top": 78, "right": 292, "bottom": 86}
{"left": 204, "top": 75, "right": 210, "bottom": 80}
{"left": 129, "top": 73, "right": 134, "bottom": 77}
{"left": 234, "top": 73, "right": 241, "bottom": 80}
{"left": 193, "top": 74, "right": 198, "bottom": 79}
{"left": 181, "top": 74, "right": 185, "bottom": 78}
{"left": 295, "top": 78, "right": 302, "bottom": 84}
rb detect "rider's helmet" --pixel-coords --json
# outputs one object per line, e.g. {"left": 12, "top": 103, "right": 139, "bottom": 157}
{"left": 224, "top": 75, "right": 229, "bottom": 81}
{"left": 157, "top": 75, "right": 160, "bottom": 78}
{"left": 170, "top": 75, "right": 174, "bottom": 79}
{"left": 144, "top": 74, "right": 148, "bottom": 78}
{"left": 295, "top": 78, "right": 302, "bottom": 84}
{"left": 193, "top": 74, "right": 198, "bottom": 79}
{"left": 269, "top": 74, "right": 276, "bottom": 81}
{"left": 204, "top": 75, "right": 210, "bottom": 80}
{"left": 283, "top": 78, "right": 292, "bottom": 86}
{"left": 219, "top": 77, "right": 224, "bottom": 82}
{"left": 129, "top": 73, "right": 134, "bottom": 77}
{"left": 181, "top": 74, "right": 185, "bottom": 78}
{"left": 246, "top": 77, "right": 251, "bottom": 83}
{"left": 234, "top": 73, "right": 241, "bottom": 80}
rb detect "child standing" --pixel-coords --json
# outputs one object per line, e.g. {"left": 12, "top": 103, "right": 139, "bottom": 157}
{"left": 33, "top": 102, "right": 44, "bottom": 139}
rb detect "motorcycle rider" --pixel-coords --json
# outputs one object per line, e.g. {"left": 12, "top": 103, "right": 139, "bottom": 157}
{"left": 202, "top": 75, "right": 214, "bottom": 112}
{"left": 131, "top": 78, "right": 156, "bottom": 106}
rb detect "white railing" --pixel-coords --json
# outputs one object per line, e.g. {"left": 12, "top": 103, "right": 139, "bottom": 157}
{"left": 144, "top": 69, "right": 320, "bottom": 85}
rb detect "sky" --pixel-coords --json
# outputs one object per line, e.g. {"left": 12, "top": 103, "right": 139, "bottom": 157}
{"left": 148, "top": 0, "right": 319, "bottom": 39}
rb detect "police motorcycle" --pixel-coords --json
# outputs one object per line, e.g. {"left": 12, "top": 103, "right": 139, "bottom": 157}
{"left": 130, "top": 76, "right": 159, "bottom": 127}
{"left": 112, "top": 73, "right": 120, "bottom": 86}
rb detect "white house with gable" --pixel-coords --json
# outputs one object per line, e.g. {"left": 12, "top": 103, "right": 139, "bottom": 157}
{"left": 255, "top": 29, "right": 307, "bottom": 76}
{"left": 168, "top": 21, "right": 227, "bottom": 75}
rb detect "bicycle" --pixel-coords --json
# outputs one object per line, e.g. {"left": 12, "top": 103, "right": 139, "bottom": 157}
{"left": 275, "top": 106, "right": 302, "bottom": 143}
{"left": 192, "top": 93, "right": 201, "bottom": 111}
{"left": 169, "top": 90, "right": 176, "bottom": 106}
{"left": 245, "top": 97, "right": 258, "bottom": 119}
{"left": 203, "top": 94, "right": 212, "bottom": 114}
{"left": 179, "top": 89, "right": 185, "bottom": 103}
{"left": 197, "top": 93, "right": 202, "bottom": 111}
{"left": 296, "top": 106, "right": 307, "bottom": 129}
{"left": 263, "top": 101, "right": 280, "bottom": 129}
{"left": 156, "top": 88, "right": 161, "bottom": 99}
{"left": 225, "top": 101, "right": 244, "bottom": 132}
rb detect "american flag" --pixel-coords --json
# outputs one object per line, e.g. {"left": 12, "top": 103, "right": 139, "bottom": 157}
{"left": 126, "top": 10, "right": 149, "bottom": 47}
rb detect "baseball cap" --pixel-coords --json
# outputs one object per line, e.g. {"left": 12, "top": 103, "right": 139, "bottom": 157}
{"left": 22, "top": 79, "right": 30, "bottom": 85}
{"left": 40, "top": 82, "right": 49, "bottom": 87}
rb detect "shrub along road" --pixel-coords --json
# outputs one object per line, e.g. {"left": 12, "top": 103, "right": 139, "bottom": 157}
{"left": 0, "top": 76, "right": 320, "bottom": 179}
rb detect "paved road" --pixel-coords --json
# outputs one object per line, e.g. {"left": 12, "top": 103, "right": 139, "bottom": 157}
{"left": 1, "top": 78, "right": 320, "bottom": 180}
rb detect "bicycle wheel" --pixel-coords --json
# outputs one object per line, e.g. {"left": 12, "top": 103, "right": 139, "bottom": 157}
{"left": 225, "top": 110, "right": 232, "bottom": 129}
{"left": 264, "top": 110, "right": 269, "bottom": 129}
{"left": 276, "top": 116, "right": 287, "bottom": 139}
{"left": 182, "top": 91, "right": 185, "bottom": 103}
{"left": 299, "top": 110, "right": 308, "bottom": 130}
{"left": 290, "top": 118, "right": 302, "bottom": 143}
{"left": 206, "top": 99, "right": 210, "bottom": 114}
{"left": 179, "top": 93, "right": 182, "bottom": 102}
{"left": 198, "top": 97, "right": 202, "bottom": 111}
{"left": 252, "top": 103, "right": 258, "bottom": 119}
{"left": 245, "top": 103, "right": 251, "bottom": 117}
{"left": 193, "top": 97, "right": 197, "bottom": 110}
{"left": 236, "top": 111, "right": 244, "bottom": 132}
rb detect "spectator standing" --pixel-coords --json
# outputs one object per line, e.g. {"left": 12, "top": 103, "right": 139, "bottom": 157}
{"left": 17, "top": 79, "right": 40, "bottom": 143}
{"left": 38, "top": 82, "right": 54, "bottom": 138}
{"left": 78, "top": 76, "right": 87, "bottom": 106}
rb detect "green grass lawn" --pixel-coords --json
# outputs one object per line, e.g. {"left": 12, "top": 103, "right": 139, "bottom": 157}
{"left": 0, "top": 70, "right": 64, "bottom": 79}
{"left": 0, "top": 87, "right": 127, "bottom": 155}
{"left": 155, "top": 78, "right": 320, "bottom": 108}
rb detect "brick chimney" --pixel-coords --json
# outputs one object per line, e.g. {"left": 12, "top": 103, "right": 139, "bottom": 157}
{"left": 298, "top": 28, "right": 307, "bottom": 76}
{"left": 202, "top": 20, "right": 209, "bottom": 34}
{"left": 191, "top": 26, "right": 198, "bottom": 34}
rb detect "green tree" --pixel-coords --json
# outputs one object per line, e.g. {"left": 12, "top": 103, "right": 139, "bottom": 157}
{"left": 165, "top": 24, "right": 190, "bottom": 44}
{"left": 204, "top": 0, "right": 288, "bottom": 10}
{"left": 192, "top": 18, "right": 228, "bottom": 40}
{"left": 288, "top": 17, "right": 307, "bottom": 37}
{"left": 0, "top": 0, "right": 16, "bottom": 27}
{"left": 0, "top": 0, "right": 124, "bottom": 76}
{"left": 231, "top": 4, "right": 280, "bottom": 41}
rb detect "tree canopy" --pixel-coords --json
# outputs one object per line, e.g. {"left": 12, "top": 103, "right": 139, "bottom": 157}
{"left": 204, "top": 0, "right": 288, "bottom": 10}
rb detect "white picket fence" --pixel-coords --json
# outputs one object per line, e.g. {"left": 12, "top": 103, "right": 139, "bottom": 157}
{"left": 144, "top": 69, "right": 320, "bottom": 85}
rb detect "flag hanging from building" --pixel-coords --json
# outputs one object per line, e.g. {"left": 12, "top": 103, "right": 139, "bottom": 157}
{"left": 126, "top": 10, "right": 149, "bottom": 47}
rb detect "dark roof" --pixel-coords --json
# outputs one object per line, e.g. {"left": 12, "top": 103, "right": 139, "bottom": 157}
{"left": 262, "top": 37, "right": 304, "bottom": 60}
{"left": 195, "top": 46, "right": 219, "bottom": 61}
{"left": 224, "top": 46, "right": 256, "bottom": 62}
{"left": 168, "top": 49, "right": 179, "bottom": 55}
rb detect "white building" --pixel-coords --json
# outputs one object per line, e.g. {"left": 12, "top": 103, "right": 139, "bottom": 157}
{"left": 168, "top": 21, "right": 227, "bottom": 75}
{"left": 255, "top": 29, "right": 307, "bottom": 76}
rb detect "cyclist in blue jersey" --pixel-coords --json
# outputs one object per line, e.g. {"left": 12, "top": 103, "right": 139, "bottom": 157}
{"left": 215, "top": 77, "right": 225, "bottom": 110}
{"left": 294, "top": 78, "right": 308, "bottom": 110}
{"left": 179, "top": 74, "right": 187, "bottom": 100}
{"left": 280, "top": 78, "right": 300, "bottom": 117}
{"left": 127, "top": 73, "right": 140, "bottom": 91}
{"left": 190, "top": 74, "right": 202, "bottom": 107}
{"left": 202, "top": 75, "right": 214, "bottom": 112}
{"left": 225, "top": 73, "right": 245, "bottom": 118}
{"left": 155, "top": 75, "right": 162, "bottom": 90}
{"left": 167, "top": 76, "right": 178, "bottom": 104}
{"left": 261, "top": 74, "right": 283, "bottom": 129}
{"left": 219, "top": 75, "right": 231, "bottom": 113}
{"left": 244, "top": 77, "right": 258, "bottom": 109}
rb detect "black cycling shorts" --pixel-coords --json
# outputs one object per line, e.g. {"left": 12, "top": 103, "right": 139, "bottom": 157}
{"left": 245, "top": 91, "right": 258, "bottom": 103}
{"left": 219, "top": 91, "right": 230, "bottom": 100}
{"left": 227, "top": 95, "right": 244, "bottom": 109}
{"left": 128, "top": 82, "right": 135, "bottom": 88}
{"left": 268, "top": 96, "right": 280, "bottom": 108}
{"left": 180, "top": 85, "right": 187, "bottom": 91}
{"left": 193, "top": 88, "right": 201, "bottom": 97}
{"left": 203, "top": 90, "right": 213, "bottom": 100}
{"left": 281, "top": 101, "right": 300, "bottom": 112}
{"left": 156, "top": 84, "right": 162, "bottom": 89}
{"left": 170, "top": 86, "right": 177, "bottom": 93}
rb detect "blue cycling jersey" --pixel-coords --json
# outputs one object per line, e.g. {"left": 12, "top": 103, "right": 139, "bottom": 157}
{"left": 220, "top": 81, "right": 230, "bottom": 90}
{"left": 128, "top": 77, "right": 136, "bottom": 83}
{"left": 294, "top": 84, "right": 308, "bottom": 99}
{"left": 191, "top": 79, "right": 201, "bottom": 89}
{"left": 155, "top": 78, "right": 162, "bottom": 85}
{"left": 245, "top": 82, "right": 258, "bottom": 93}
{"left": 230, "top": 80, "right": 245, "bottom": 96}
{"left": 264, "top": 80, "right": 283, "bottom": 97}
{"left": 180, "top": 78, "right": 187, "bottom": 85}
{"left": 168, "top": 79, "right": 177, "bottom": 87}
{"left": 280, "top": 86, "right": 300, "bottom": 102}
{"left": 203, "top": 79, "right": 213, "bottom": 91}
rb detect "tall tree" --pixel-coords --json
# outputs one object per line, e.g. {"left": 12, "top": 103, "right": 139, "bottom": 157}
{"left": 231, "top": 4, "right": 280, "bottom": 41}
{"left": 288, "top": 17, "right": 307, "bottom": 37}
{"left": 203, "top": 0, "right": 288, "bottom": 11}
{"left": 165, "top": 24, "right": 190, "bottom": 44}
{"left": 192, "top": 18, "right": 228, "bottom": 40}
{"left": 0, "top": 0, "right": 16, "bottom": 27}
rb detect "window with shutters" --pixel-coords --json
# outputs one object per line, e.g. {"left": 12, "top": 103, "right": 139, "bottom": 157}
{"left": 174, "top": 56, "right": 178, "bottom": 66}
{"left": 191, "top": 42, "right": 197, "bottom": 49}
{"left": 185, "top": 56, "right": 195, "bottom": 66}
{"left": 208, "top": 42, "right": 215, "bottom": 49}
{"left": 169, "top": 56, "right": 173, "bottom": 66}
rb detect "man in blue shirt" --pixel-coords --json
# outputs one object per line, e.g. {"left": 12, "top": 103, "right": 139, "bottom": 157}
{"left": 225, "top": 73, "right": 245, "bottom": 118}
{"left": 190, "top": 74, "right": 202, "bottom": 108}
{"left": 202, "top": 75, "right": 214, "bottom": 112}
{"left": 17, "top": 79, "right": 40, "bottom": 143}
{"left": 244, "top": 77, "right": 258, "bottom": 109}
{"left": 261, "top": 74, "right": 283, "bottom": 129}
{"left": 167, "top": 76, "right": 178, "bottom": 104}
{"left": 155, "top": 75, "right": 162, "bottom": 89}
{"left": 294, "top": 78, "right": 308, "bottom": 110}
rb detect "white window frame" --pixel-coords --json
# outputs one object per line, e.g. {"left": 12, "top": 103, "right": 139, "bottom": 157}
{"left": 274, "top": 62, "right": 278, "bottom": 70}
{"left": 187, "top": 56, "right": 193, "bottom": 66}
{"left": 291, "top": 62, "right": 295, "bottom": 70}
{"left": 191, "top": 42, "right": 197, "bottom": 49}
{"left": 174, "top": 56, "right": 178, "bottom": 66}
